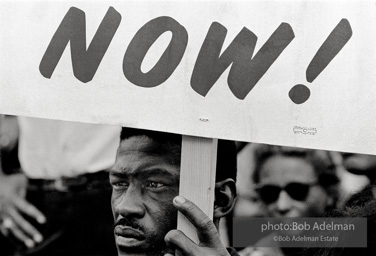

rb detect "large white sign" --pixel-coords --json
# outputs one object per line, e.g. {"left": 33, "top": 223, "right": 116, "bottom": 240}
{"left": 1, "top": 0, "right": 375, "bottom": 154}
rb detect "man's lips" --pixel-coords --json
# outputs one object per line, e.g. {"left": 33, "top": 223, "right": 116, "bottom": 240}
{"left": 114, "top": 226, "right": 145, "bottom": 240}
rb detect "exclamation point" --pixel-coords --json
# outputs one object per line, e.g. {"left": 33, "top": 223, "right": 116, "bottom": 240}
{"left": 289, "top": 19, "right": 352, "bottom": 104}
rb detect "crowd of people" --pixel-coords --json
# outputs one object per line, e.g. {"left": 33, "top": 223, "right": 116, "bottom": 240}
{"left": 0, "top": 115, "right": 375, "bottom": 256}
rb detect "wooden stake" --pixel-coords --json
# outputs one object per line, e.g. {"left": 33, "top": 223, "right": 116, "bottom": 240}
{"left": 177, "top": 135, "right": 218, "bottom": 243}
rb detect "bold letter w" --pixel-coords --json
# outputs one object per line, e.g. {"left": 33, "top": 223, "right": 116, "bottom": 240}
{"left": 39, "top": 7, "right": 121, "bottom": 83}
{"left": 191, "top": 22, "right": 294, "bottom": 100}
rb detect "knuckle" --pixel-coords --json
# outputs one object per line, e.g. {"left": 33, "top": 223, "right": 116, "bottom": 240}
{"left": 198, "top": 218, "right": 213, "bottom": 230}
{"left": 184, "top": 201, "right": 196, "bottom": 213}
{"left": 0, "top": 197, "right": 12, "bottom": 208}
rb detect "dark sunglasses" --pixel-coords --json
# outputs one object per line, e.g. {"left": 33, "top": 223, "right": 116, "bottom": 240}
{"left": 256, "top": 182, "right": 318, "bottom": 204}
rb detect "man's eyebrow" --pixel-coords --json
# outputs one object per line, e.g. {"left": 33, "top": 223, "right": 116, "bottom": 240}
{"left": 109, "top": 168, "right": 178, "bottom": 180}
{"left": 109, "top": 169, "right": 128, "bottom": 178}
{"left": 137, "top": 168, "right": 177, "bottom": 179}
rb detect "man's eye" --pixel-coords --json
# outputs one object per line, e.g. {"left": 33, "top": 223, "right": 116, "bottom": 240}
{"left": 145, "top": 181, "right": 165, "bottom": 189}
{"left": 111, "top": 182, "right": 129, "bottom": 189}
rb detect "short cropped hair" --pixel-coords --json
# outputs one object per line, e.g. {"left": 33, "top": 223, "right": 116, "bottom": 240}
{"left": 252, "top": 145, "right": 340, "bottom": 206}
{"left": 120, "top": 127, "right": 237, "bottom": 182}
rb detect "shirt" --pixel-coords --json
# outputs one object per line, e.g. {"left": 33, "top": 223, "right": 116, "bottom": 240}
{"left": 18, "top": 117, "right": 121, "bottom": 179}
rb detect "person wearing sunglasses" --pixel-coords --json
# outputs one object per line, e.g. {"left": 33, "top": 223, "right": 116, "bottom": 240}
{"left": 238, "top": 145, "right": 340, "bottom": 256}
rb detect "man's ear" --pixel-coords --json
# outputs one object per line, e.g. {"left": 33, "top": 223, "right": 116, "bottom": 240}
{"left": 213, "top": 178, "right": 237, "bottom": 219}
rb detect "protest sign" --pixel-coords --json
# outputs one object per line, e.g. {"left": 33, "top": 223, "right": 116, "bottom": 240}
{"left": 0, "top": 0, "right": 375, "bottom": 154}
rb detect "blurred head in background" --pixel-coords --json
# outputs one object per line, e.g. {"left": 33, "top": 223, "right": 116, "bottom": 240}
{"left": 342, "top": 153, "right": 376, "bottom": 182}
{"left": 233, "top": 143, "right": 266, "bottom": 218}
{"left": 340, "top": 153, "right": 376, "bottom": 207}
{"left": 252, "top": 145, "right": 339, "bottom": 218}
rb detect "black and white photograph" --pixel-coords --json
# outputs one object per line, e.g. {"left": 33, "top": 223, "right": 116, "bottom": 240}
{"left": 0, "top": 1, "right": 375, "bottom": 255}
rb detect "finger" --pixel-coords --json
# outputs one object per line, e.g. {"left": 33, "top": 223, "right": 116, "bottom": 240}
{"left": 3, "top": 218, "right": 35, "bottom": 248}
{"left": 173, "top": 196, "right": 219, "bottom": 244}
{"left": 8, "top": 207, "right": 43, "bottom": 243}
{"left": 0, "top": 222, "right": 10, "bottom": 236}
{"left": 17, "top": 175, "right": 28, "bottom": 198}
{"left": 165, "top": 229, "right": 199, "bottom": 256}
{"left": 13, "top": 197, "right": 46, "bottom": 224}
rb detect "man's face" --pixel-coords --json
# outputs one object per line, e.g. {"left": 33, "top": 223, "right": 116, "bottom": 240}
{"left": 110, "top": 136, "right": 180, "bottom": 256}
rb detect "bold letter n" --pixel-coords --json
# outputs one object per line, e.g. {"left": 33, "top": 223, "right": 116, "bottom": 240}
{"left": 39, "top": 7, "right": 121, "bottom": 83}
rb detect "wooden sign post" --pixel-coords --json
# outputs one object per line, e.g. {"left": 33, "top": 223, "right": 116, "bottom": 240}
{"left": 177, "top": 136, "right": 218, "bottom": 244}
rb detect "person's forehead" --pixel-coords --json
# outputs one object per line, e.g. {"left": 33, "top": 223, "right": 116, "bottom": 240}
{"left": 259, "top": 155, "right": 316, "bottom": 184}
{"left": 118, "top": 135, "right": 168, "bottom": 153}
{"left": 118, "top": 135, "right": 180, "bottom": 154}
{"left": 114, "top": 136, "right": 180, "bottom": 175}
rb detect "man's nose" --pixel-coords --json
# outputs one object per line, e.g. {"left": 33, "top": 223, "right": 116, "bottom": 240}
{"left": 275, "top": 190, "right": 293, "bottom": 215}
{"left": 116, "top": 186, "right": 145, "bottom": 218}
